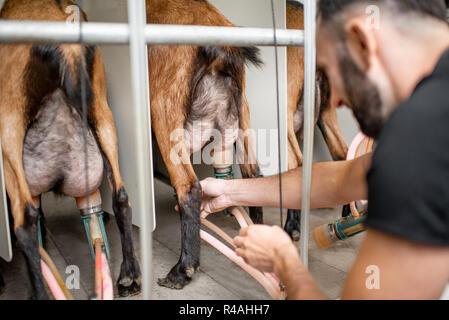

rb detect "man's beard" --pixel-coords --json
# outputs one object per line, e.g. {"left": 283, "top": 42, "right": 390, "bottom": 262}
{"left": 337, "top": 47, "right": 385, "bottom": 139}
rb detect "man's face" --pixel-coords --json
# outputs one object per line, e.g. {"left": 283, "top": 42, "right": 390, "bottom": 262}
{"left": 317, "top": 24, "right": 389, "bottom": 139}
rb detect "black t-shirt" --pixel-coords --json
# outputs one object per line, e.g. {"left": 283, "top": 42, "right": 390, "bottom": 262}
{"left": 366, "top": 48, "right": 449, "bottom": 246}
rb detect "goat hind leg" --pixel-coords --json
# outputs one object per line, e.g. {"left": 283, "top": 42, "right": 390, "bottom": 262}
{"left": 317, "top": 105, "right": 351, "bottom": 218}
{"left": 1, "top": 109, "right": 47, "bottom": 299}
{"left": 94, "top": 117, "right": 141, "bottom": 297}
{"left": 89, "top": 51, "right": 141, "bottom": 296}
{"left": 284, "top": 127, "right": 303, "bottom": 241}
{"left": 2, "top": 157, "right": 46, "bottom": 299}
{"left": 155, "top": 131, "right": 201, "bottom": 289}
{"left": 158, "top": 177, "right": 202, "bottom": 289}
{"left": 317, "top": 104, "right": 348, "bottom": 162}
{"left": 112, "top": 184, "right": 141, "bottom": 296}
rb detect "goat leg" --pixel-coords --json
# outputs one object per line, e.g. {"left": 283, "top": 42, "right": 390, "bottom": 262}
{"left": 1, "top": 108, "right": 48, "bottom": 299}
{"left": 317, "top": 104, "right": 348, "bottom": 162}
{"left": 283, "top": 110, "right": 304, "bottom": 241}
{"left": 317, "top": 97, "right": 350, "bottom": 219}
{"left": 158, "top": 179, "right": 202, "bottom": 289}
{"left": 90, "top": 49, "right": 141, "bottom": 296}
{"left": 152, "top": 114, "right": 202, "bottom": 289}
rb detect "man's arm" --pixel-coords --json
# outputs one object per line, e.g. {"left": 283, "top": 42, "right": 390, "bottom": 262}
{"left": 234, "top": 225, "right": 449, "bottom": 300}
{"left": 233, "top": 225, "right": 327, "bottom": 300}
{"left": 201, "top": 153, "right": 372, "bottom": 215}
{"left": 342, "top": 229, "right": 449, "bottom": 299}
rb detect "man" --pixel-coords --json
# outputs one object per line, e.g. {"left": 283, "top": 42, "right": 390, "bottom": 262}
{"left": 200, "top": 0, "right": 449, "bottom": 299}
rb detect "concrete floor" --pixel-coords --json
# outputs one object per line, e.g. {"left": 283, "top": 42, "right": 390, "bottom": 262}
{"left": 0, "top": 178, "right": 364, "bottom": 300}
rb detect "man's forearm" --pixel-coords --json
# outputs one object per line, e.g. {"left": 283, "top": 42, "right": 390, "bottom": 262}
{"left": 227, "top": 154, "right": 372, "bottom": 210}
{"left": 274, "top": 244, "right": 327, "bottom": 300}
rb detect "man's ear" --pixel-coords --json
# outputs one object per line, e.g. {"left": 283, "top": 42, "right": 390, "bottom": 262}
{"left": 344, "top": 18, "right": 377, "bottom": 71}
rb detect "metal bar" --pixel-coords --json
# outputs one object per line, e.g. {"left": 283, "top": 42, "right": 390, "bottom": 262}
{"left": 0, "top": 137, "right": 12, "bottom": 262}
{"left": 300, "top": 0, "right": 317, "bottom": 268}
{"left": 0, "top": 20, "right": 304, "bottom": 46}
{"left": 127, "top": 0, "right": 154, "bottom": 300}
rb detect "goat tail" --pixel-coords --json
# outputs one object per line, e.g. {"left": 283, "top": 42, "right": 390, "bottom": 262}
{"left": 199, "top": 46, "right": 263, "bottom": 71}
{"left": 31, "top": 44, "right": 96, "bottom": 114}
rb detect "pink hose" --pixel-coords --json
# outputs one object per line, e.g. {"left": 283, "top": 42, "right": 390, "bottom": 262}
{"left": 201, "top": 206, "right": 285, "bottom": 298}
{"left": 237, "top": 207, "right": 255, "bottom": 226}
{"left": 41, "top": 260, "right": 67, "bottom": 300}
{"left": 231, "top": 207, "right": 249, "bottom": 229}
{"left": 231, "top": 207, "right": 280, "bottom": 284}
{"left": 200, "top": 230, "right": 284, "bottom": 300}
{"left": 347, "top": 132, "right": 372, "bottom": 216}
{"left": 346, "top": 132, "right": 367, "bottom": 161}
{"left": 101, "top": 252, "right": 114, "bottom": 300}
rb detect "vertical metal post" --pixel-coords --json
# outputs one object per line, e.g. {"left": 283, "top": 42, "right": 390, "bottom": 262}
{"left": 300, "top": 0, "right": 317, "bottom": 268}
{"left": 0, "top": 137, "right": 12, "bottom": 262}
{"left": 127, "top": 0, "right": 154, "bottom": 300}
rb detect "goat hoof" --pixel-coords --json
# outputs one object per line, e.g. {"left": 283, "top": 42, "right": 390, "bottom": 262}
{"left": 285, "top": 228, "right": 301, "bottom": 242}
{"left": 117, "top": 279, "right": 141, "bottom": 297}
{"left": 291, "top": 230, "right": 300, "bottom": 242}
{"left": 157, "top": 275, "right": 189, "bottom": 290}
{"left": 157, "top": 263, "right": 196, "bottom": 290}
{"left": 185, "top": 266, "right": 195, "bottom": 278}
{"left": 117, "top": 258, "right": 142, "bottom": 297}
{"left": 284, "top": 209, "right": 301, "bottom": 241}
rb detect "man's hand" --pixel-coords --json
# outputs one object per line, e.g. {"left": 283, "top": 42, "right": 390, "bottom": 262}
{"left": 233, "top": 225, "right": 299, "bottom": 273}
{"left": 200, "top": 178, "right": 233, "bottom": 218}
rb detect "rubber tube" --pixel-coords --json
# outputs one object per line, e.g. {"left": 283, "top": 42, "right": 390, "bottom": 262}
{"left": 39, "top": 246, "right": 73, "bottom": 300}
{"left": 200, "top": 230, "right": 284, "bottom": 300}
{"left": 101, "top": 251, "right": 114, "bottom": 300}
{"left": 41, "top": 260, "right": 67, "bottom": 300}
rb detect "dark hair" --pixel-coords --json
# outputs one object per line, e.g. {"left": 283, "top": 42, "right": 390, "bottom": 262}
{"left": 319, "top": 0, "right": 448, "bottom": 24}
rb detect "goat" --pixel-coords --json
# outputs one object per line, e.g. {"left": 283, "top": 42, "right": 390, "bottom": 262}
{"left": 147, "top": 0, "right": 264, "bottom": 289}
{"left": 283, "top": 1, "right": 349, "bottom": 241}
{"left": 0, "top": 0, "right": 140, "bottom": 299}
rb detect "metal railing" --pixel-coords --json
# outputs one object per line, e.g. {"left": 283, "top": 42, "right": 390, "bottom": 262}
{"left": 0, "top": 0, "right": 316, "bottom": 299}
{"left": 300, "top": 0, "right": 316, "bottom": 268}
{"left": 127, "top": 0, "right": 154, "bottom": 301}
{"left": 0, "top": 20, "right": 305, "bottom": 46}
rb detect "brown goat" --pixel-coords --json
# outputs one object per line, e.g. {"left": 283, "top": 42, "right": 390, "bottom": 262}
{"left": 147, "top": 0, "right": 264, "bottom": 289}
{"left": 0, "top": 0, "right": 140, "bottom": 299}
{"left": 283, "top": 1, "right": 349, "bottom": 241}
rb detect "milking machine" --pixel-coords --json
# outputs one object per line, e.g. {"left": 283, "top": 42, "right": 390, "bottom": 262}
{"left": 313, "top": 211, "right": 368, "bottom": 249}
{"left": 314, "top": 133, "right": 374, "bottom": 249}
{"left": 212, "top": 150, "right": 234, "bottom": 216}
{"left": 37, "top": 190, "right": 113, "bottom": 300}
{"left": 78, "top": 191, "right": 113, "bottom": 300}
